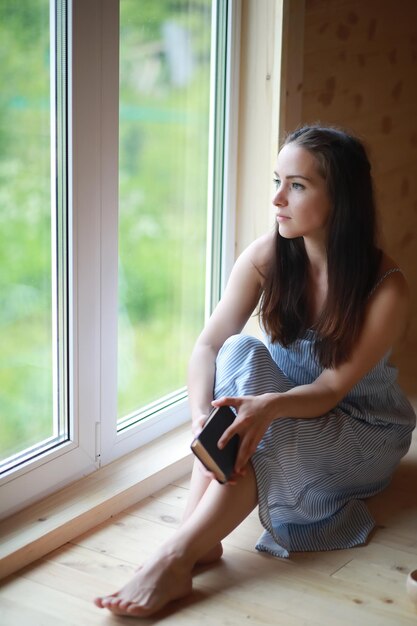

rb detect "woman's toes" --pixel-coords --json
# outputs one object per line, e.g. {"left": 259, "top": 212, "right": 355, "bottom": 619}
{"left": 117, "top": 599, "right": 132, "bottom": 611}
{"left": 94, "top": 593, "right": 117, "bottom": 608}
{"left": 104, "top": 596, "right": 121, "bottom": 610}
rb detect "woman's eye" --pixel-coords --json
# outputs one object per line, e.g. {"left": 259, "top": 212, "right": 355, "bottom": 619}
{"left": 273, "top": 178, "right": 281, "bottom": 188}
{"left": 292, "top": 182, "right": 304, "bottom": 190}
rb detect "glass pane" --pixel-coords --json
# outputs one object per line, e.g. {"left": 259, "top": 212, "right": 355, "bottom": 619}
{"left": 118, "top": 0, "right": 213, "bottom": 420}
{"left": 0, "top": 0, "right": 68, "bottom": 468}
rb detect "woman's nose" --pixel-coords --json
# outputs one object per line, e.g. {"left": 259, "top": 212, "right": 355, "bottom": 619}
{"left": 273, "top": 186, "right": 287, "bottom": 206}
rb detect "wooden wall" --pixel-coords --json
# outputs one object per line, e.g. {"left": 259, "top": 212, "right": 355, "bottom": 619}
{"left": 295, "top": 0, "right": 417, "bottom": 393}
{"left": 236, "top": 0, "right": 283, "bottom": 257}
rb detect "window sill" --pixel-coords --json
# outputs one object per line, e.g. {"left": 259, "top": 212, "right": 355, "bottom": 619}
{"left": 0, "top": 424, "right": 193, "bottom": 581}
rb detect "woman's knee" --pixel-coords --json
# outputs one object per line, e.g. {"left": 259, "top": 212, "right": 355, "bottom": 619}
{"left": 215, "top": 335, "right": 274, "bottom": 391}
{"left": 217, "top": 334, "right": 269, "bottom": 362}
{"left": 214, "top": 333, "right": 292, "bottom": 397}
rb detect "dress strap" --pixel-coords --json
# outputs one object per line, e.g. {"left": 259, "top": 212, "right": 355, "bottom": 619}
{"left": 369, "top": 267, "right": 402, "bottom": 297}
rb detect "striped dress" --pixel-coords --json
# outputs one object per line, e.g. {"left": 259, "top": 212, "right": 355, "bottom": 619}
{"left": 213, "top": 270, "right": 416, "bottom": 558}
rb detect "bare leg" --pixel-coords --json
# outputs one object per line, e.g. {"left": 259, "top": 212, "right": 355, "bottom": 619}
{"left": 182, "top": 460, "right": 212, "bottom": 521}
{"left": 181, "top": 460, "right": 223, "bottom": 564}
{"left": 94, "top": 463, "right": 258, "bottom": 617}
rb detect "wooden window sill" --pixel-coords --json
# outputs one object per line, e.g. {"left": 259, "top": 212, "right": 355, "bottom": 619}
{"left": 0, "top": 424, "right": 193, "bottom": 581}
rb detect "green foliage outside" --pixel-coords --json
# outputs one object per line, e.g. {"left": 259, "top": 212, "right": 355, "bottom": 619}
{"left": 118, "top": 0, "right": 211, "bottom": 417}
{"left": 0, "top": 0, "right": 52, "bottom": 460}
{"left": 0, "top": 0, "right": 212, "bottom": 460}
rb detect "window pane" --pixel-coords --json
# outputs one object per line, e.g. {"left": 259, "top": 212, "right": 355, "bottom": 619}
{"left": 0, "top": 0, "right": 68, "bottom": 469}
{"left": 118, "top": 0, "right": 213, "bottom": 420}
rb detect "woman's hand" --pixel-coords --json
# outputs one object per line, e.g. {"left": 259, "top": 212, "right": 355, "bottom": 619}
{"left": 191, "top": 413, "right": 211, "bottom": 477}
{"left": 212, "top": 394, "right": 278, "bottom": 474}
{"left": 191, "top": 412, "right": 209, "bottom": 437}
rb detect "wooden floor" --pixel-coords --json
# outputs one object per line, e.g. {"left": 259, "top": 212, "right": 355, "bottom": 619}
{"left": 1, "top": 433, "right": 417, "bottom": 625}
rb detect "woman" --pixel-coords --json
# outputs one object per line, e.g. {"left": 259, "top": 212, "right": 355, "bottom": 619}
{"left": 95, "top": 125, "right": 416, "bottom": 617}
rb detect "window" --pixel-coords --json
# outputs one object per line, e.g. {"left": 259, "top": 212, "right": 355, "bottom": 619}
{"left": 0, "top": 0, "right": 240, "bottom": 518}
{"left": 117, "top": 0, "right": 213, "bottom": 426}
{"left": 0, "top": 1, "right": 69, "bottom": 474}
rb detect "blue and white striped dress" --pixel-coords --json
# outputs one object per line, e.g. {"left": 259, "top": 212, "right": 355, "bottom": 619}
{"left": 213, "top": 270, "right": 416, "bottom": 558}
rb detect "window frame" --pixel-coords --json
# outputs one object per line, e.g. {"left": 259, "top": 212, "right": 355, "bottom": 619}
{"left": 0, "top": 0, "right": 242, "bottom": 518}
{"left": 99, "top": 0, "right": 242, "bottom": 465}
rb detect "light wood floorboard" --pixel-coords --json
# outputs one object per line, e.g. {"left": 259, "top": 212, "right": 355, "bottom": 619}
{"left": 1, "top": 430, "right": 416, "bottom": 625}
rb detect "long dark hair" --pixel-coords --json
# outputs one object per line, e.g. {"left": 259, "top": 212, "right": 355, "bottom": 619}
{"left": 260, "top": 125, "right": 381, "bottom": 368}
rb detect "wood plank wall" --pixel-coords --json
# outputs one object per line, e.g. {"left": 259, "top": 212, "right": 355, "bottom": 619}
{"left": 290, "top": 0, "right": 417, "bottom": 394}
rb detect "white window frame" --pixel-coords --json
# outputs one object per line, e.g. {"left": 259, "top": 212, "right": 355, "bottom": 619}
{"left": 0, "top": 0, "right": 241, "bottom": 519}
{"left": 99, "top": 0, "right": 241, "bottom": 465}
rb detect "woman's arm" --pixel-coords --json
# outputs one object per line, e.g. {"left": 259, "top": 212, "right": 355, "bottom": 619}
{"left": 215, "top": 270, "right": 410, "bottom": 471}
{"left": 282, "top": 268, "right": 410, "bottom": 414}
{"left": 187, "top": 233, "right": 272, "bottom": 433}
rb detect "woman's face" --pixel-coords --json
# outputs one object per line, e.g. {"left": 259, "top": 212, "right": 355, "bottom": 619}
{"left": 272, "top": 143, "right": 332, "bottom": 243}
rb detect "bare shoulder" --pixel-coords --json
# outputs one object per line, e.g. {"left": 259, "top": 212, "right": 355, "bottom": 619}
{"left": 239, "top": 231, "right": 275, "bottom": 278}
{"left": 368, "top": 252, "right": 410, "bottom": 338}
{"left": 373, "top": 251, "right": 410, "bottom": 301}
{"left": 318, "top": 252, "right": 410, "bottom": 398}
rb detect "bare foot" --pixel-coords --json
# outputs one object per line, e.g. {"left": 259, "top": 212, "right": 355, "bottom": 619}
{"left": 94, "top": 552, "right": 193, "bottom": 617}
{"left": 196, "top": 542, "right": 223, "bottom": 565}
